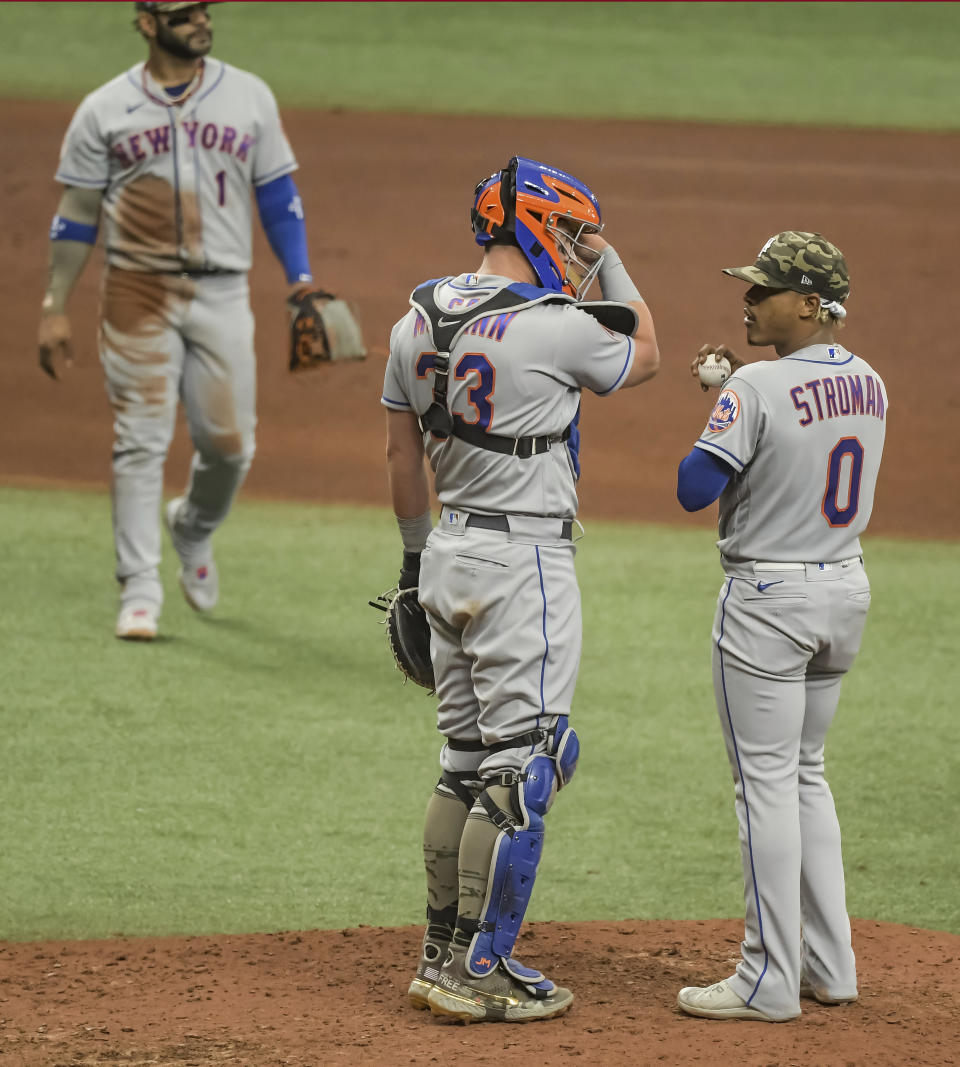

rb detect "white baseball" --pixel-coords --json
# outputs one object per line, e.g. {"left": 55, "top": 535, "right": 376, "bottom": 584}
{"left": 698, "top": 352, "right": 732, "bottom": 388}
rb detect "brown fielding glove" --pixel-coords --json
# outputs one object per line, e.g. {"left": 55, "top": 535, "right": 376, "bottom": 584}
{"left": 287, "top": 287, "right": 367, "bottom": 371}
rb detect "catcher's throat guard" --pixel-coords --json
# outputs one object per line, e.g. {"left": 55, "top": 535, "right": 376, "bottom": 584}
{"left": 467, "top": 721, "right": 580, "bottom": 977}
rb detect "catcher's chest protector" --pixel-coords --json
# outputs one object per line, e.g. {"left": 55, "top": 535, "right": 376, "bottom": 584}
{"left": 410, "top": 280, "right": 569, "bottom": 451}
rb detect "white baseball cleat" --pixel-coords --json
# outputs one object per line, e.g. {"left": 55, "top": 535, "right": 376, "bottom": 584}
{"left": 164, "top": 497, "right": 219, "bottom": 612}
{"left": 677, "top": 979, "right": 794, "bottom": 1022}
{"left": 800, "top": 980, "right": 859, "bottom": 1005}
{"left": 115, "top": 604, "right": 159, "bottom": 641}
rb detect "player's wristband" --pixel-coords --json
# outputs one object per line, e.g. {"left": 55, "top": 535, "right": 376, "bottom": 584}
{"left": 50, "top": 215, "right": 98, "bottom": 244}
{"left": 597, "top": 246, "right": 643, "bottom": 303}
{"left": 397, "top": 510, "right": 433, "bottom": 553}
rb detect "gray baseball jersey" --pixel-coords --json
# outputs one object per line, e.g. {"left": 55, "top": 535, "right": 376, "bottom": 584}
{"left": 694, "top": 343, "right": 887, "bottom": 565}
{"left": 56, "top": 58, "right": 297, "bottom": 273}
{"left": 382, "top": 273, "right": 636, "bottom": 519}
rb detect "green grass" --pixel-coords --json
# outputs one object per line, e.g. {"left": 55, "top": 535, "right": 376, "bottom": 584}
{"left": 2, "top": 2, "right": 959, "bottom": 128}
{"left": 0, "top": 487, "right": 956, "bottom": 941}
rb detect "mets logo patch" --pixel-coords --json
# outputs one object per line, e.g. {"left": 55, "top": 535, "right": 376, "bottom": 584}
{"left": 708, "top": 388, "right": 740, "bottom": 432}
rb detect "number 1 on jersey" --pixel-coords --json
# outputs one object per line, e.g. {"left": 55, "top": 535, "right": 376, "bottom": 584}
{"left": 215, "top": 169, "right": 226, "bottom": 207}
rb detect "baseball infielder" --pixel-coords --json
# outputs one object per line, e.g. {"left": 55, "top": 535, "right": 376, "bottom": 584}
{"left": 676, "top": 232, "right": 887, "bottom": 1021}
{"left": 37, "top": 2, "right": 319, "bottom": 640}
{"left": 383, "top": 157, "right": 660, "bottom": 1022}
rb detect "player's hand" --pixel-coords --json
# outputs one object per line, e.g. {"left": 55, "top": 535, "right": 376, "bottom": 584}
{"left": 691, "top": 344, "right": 744, "bottom": 392}
{"left": 38, "top": 313, "right": 74, "bottom": 380}
{"left": 580, "top": 231, "right": 610, "bottom": 255}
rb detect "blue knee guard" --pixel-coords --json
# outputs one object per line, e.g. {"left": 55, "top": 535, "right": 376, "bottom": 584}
{"left": 548, "top": 716, "right": 580, "bottom": 787}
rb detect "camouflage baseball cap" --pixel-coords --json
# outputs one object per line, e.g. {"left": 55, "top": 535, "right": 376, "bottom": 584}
{"left": 722, "top": 231, "right": 849, "bottom": 303}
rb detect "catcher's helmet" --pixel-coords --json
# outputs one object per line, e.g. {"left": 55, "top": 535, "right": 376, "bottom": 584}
{"left": 471, "top": 157, "right": 603, "bottom": 298}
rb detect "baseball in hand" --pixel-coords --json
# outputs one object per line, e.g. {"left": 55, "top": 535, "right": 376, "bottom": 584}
{"left": 698, "top": 352, "right": 732, "bottom": 388}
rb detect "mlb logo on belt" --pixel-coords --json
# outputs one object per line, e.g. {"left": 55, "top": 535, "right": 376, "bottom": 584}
{"left": 708, "top": 388, "right": 741, "bottom": 433}
{"left": 447, "top": 510, "right": 460, "bottom": 524}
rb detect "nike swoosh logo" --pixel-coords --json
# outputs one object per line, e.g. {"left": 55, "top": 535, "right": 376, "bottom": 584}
{"left": 437, "top": 316, "right": 460, "bottom": 327}
{"left": 126, "top": 102, "right": 145, "bottom": 114}
{"left": 756, "top": 580, "right": 784, "bottom": 592}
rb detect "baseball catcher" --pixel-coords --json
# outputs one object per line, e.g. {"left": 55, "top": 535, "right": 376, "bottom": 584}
{"left": 381, "top": 156, "right": 661, "bottom": 1023}
{"left": 288, "top": 286, "right": 366, "bottom": 370}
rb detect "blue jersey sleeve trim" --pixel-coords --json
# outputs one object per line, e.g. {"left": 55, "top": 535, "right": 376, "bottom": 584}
{"left": 55, "top": 173, "right": 108, "bottom": 189}
{"left": 382, "top": 394, "right": 412, "bottom": 409}
{"left": 695, "top": 438, "right": 745, "bottom": 471}
{"left": 255, "top": 174, "right": 312, "bottom": 284}
{"left": 50, "top": 215, "right": 98, "bottom": 244}
{"left": 677, "top": 446, "right": 735, "bottom": 512}
{"left": 597, "top": 337, "right": 634, "bottom": 396}
{"left": 253, "top": 161, "right": 298, "bottom": 188}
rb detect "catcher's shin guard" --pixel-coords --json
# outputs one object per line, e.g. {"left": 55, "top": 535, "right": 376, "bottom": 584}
{"left": 465, "top": 754, "right": 559, "bottom": 978}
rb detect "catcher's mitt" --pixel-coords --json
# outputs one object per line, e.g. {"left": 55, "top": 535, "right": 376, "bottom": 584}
{"left": 288, "top": 287, "right": 367, "bottom": 371}
{"left": 369, "top": 586, "right": 435, "bottom": 692}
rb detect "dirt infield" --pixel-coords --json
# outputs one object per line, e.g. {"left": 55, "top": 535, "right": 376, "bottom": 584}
{"left": 3, "top": 102, "right": 959, "bottom": 538}
{"left": 1, "top": 101, "right": 958, "bottom": 1063}
{"left": 2, "top": 919, "right": 958, "bottom": 1065}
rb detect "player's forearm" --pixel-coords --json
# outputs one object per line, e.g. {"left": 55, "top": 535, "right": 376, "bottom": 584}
{"left": 42, "top": 186, "right": 103, "bottom": 314}
{"left": 255, "top": 174, "right": 313, "bottom": 285}
{"left": 43, "top": 239, "right": 95, "bottom": 315}
{"left": 598, "top": 246, "right": 660, "bottom": 387}
{"left": 388, "top": 457, "right": 430, "bottom": 523}
{"left": 623, "top": 302, "right": 660, "bottom": 386}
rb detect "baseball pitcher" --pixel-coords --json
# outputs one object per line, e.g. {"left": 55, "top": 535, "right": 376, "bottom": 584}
{"left": 382, "top": 157, "right": 660, "bottom": 1022}
{"left": 675, "top": 232, "right": 887, "bottom": 1021}
{"left": 37, "top": 1, "right": 363, "bottom": 641}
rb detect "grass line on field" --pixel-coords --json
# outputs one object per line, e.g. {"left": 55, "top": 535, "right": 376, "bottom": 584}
{"left": 0, "top": 3, "right": 958, "bottom": 130}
